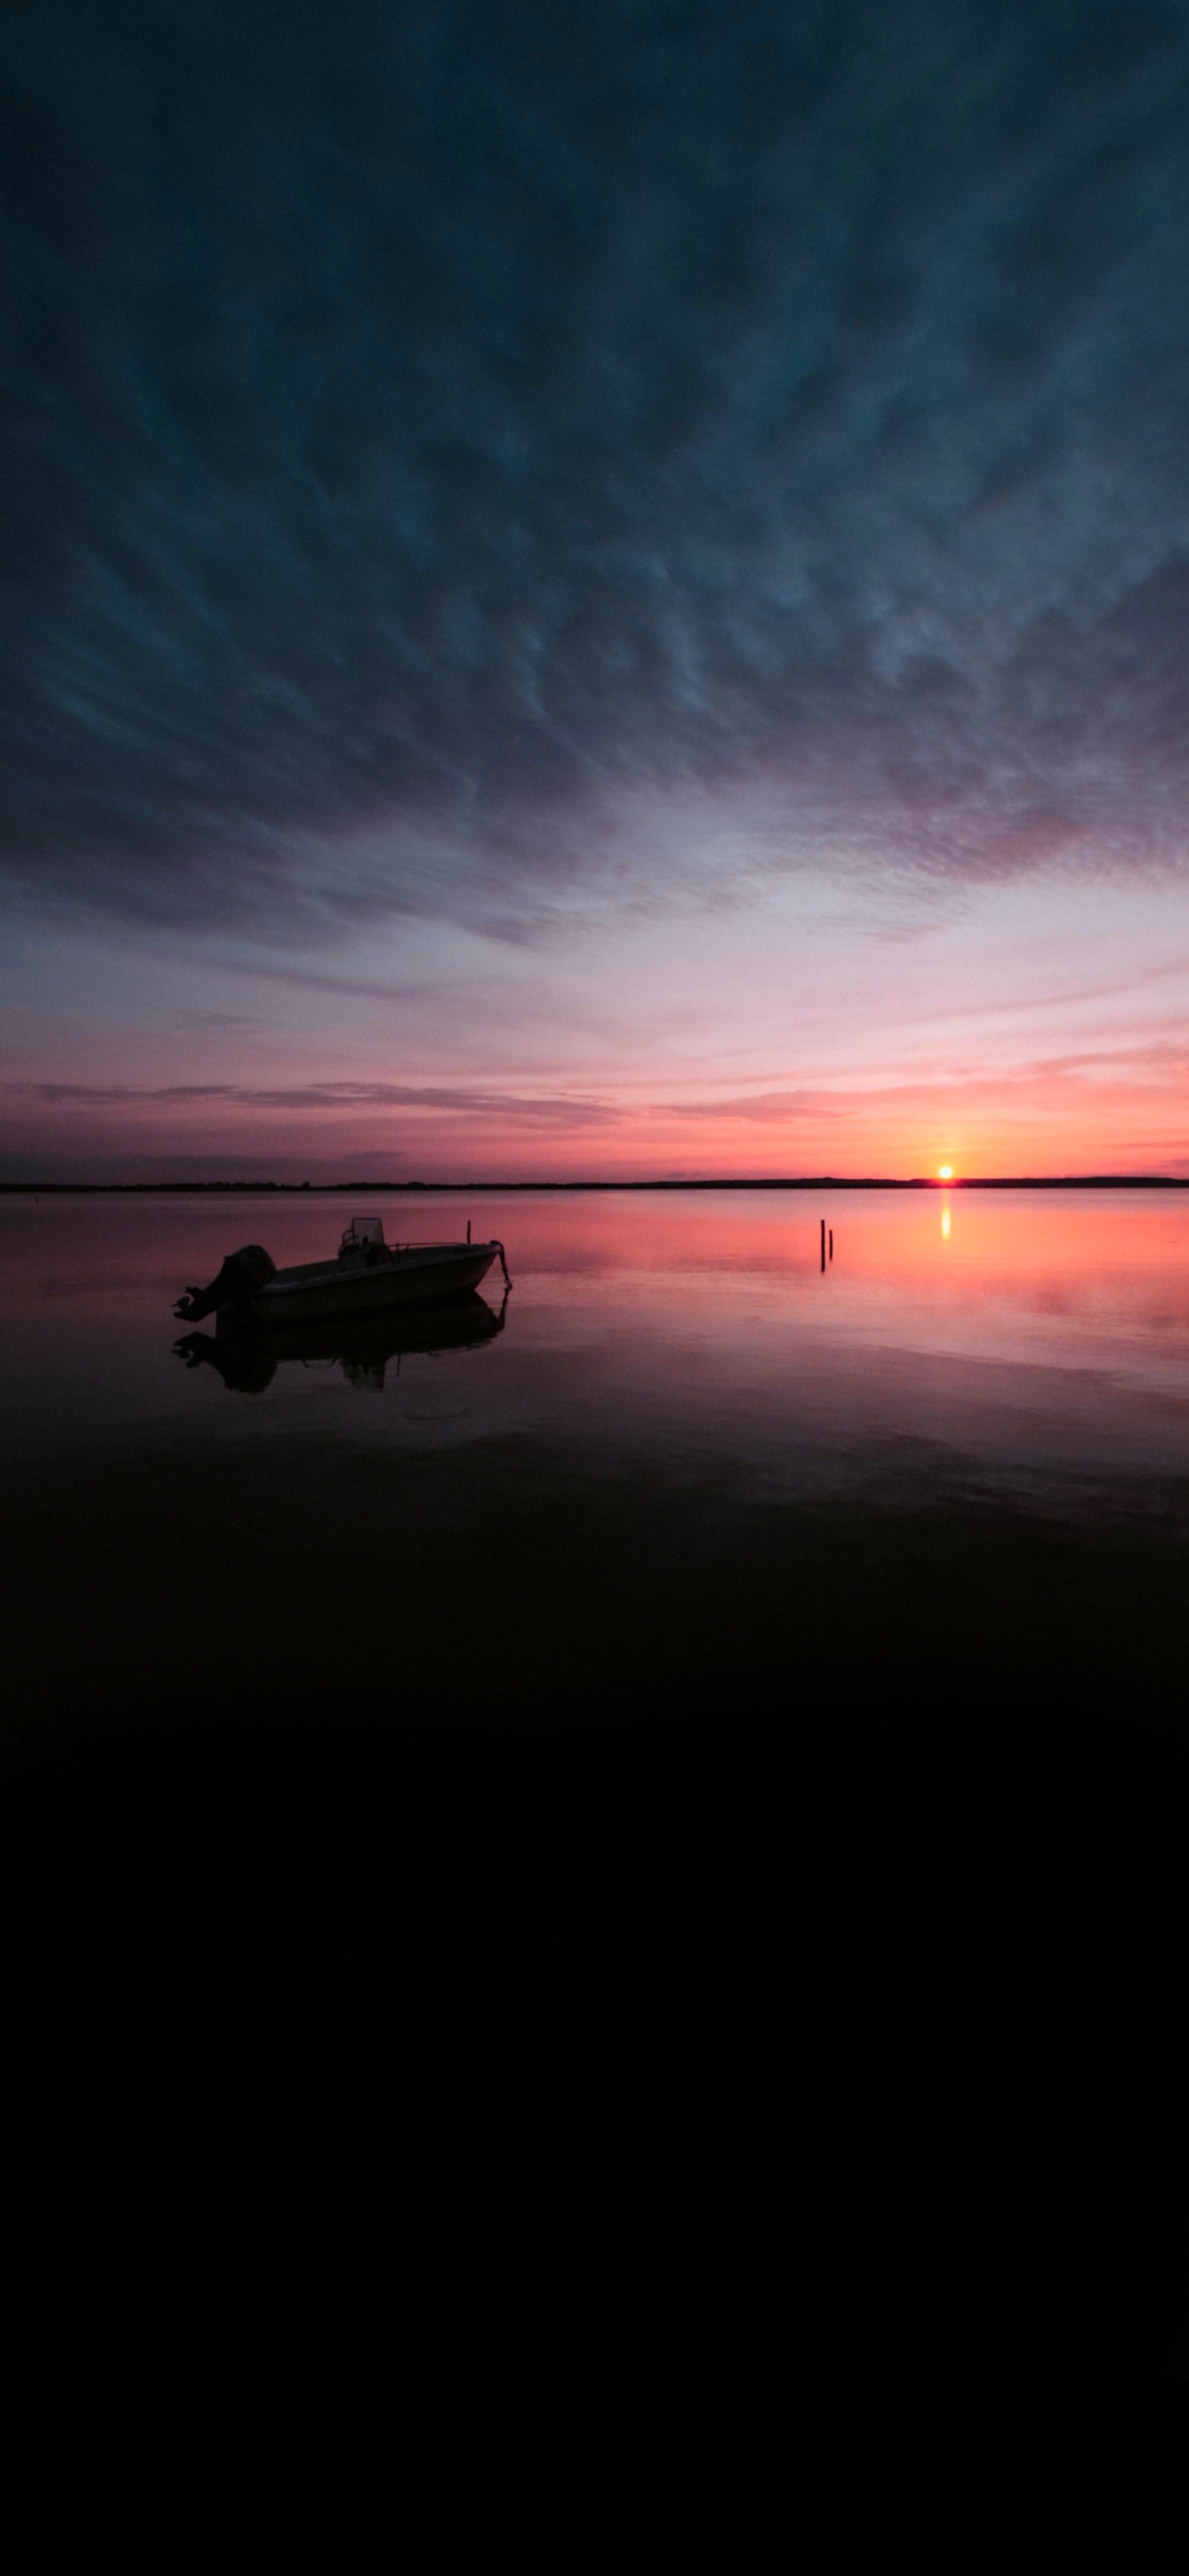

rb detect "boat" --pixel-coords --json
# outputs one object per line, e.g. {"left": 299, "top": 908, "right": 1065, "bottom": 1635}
{"left": 173, "top": 1215, "right": 512, "bottom": 1326}
{"left": 173, "top": 1284, "right": 509, "bottom": 1393}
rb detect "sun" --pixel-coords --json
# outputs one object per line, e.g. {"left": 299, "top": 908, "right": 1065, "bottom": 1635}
{"left": 938, "top": 1165, "right": 953, "bottom": 1181}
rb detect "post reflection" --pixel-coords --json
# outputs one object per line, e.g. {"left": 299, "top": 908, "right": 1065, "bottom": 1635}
{"left": 4, "top": 1190, "right": 1189, "bottom": 1474}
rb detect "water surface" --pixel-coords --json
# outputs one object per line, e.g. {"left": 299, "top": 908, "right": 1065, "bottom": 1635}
{"left": 4, "top": 1187, "right": 1187, "bottom": 2378}
{"left": 4, "top": 1187, "right": 1189, "bottom": 1740}
{"left": 4, "top": 1184, "right": 1189, "bottom": 1468}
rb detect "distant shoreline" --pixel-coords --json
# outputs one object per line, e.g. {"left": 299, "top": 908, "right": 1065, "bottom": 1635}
{"left": 3, "top": 1176, "right": 1188, "bottom": 1196}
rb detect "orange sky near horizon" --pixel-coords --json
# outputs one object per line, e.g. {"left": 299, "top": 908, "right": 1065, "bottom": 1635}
{"left": 4, "top": 1054, "right": 1187, "bottom": 1183}
{"left": 4, "top": 862, "right": 1188, "bottom": 1182}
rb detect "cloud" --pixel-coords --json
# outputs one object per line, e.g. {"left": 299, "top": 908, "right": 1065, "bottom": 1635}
{"left": 173, "top": 1010, "right": 262, "bottom": 1031}
{"left": 670, "top": 1090, "right": 856, "bottom": 1124}
{"left": 7, "top": 1078, "right": 620, "bottom": 1127}
{"left": 669, "top": 1035, "right": 1189, "bottom": 1125}
{"left": 4, "top": 1, "right": 1189, "bottom": 940}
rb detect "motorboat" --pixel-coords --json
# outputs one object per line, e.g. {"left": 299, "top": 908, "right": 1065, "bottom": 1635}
{"left": 174, "top": 1284, "right": 509, "bottom": 1393}
{"left": 173, "top": 1215, "right": 512, "bottom": 1326}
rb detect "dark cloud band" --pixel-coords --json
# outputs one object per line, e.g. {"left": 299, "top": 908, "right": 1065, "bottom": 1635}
{"left": 8, "top": 1078, "right": 617, "bottom": 1126}
{"left": 4, "top": 0, "right": 1189, "bottom": 935}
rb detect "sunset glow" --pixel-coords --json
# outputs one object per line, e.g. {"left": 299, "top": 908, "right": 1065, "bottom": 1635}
{"left": 9, "top": 6, "right": 1189, "bottom": 2404}
{"left": 4, "top": 7, "right": 1189, "bottom": 1187}
{"left": 4, "top": 866, "right": 1189, "bottom": 1181}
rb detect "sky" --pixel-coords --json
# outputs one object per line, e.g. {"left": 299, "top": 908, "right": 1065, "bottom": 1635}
{"left": 4, "top": 0, "right": 1189, "bottom": 1180}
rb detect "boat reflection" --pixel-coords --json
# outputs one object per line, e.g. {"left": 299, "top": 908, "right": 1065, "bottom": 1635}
{"left": 174, "top": 1285, "right": 509, "bottom": 1393}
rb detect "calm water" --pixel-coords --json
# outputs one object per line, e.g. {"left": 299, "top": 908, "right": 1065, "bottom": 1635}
{"left": 4, "top": 1185, "right": 1189, "bottom": 1483}
{"left": 4, "top": 1186, "right": 1189, "bottom": 1739}
{"left": 5, "top": 1189, "right": 1187, "bottom": 2378}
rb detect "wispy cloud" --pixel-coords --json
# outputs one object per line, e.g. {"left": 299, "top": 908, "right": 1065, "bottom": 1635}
{"left": 668, "top": 1039, "right": 1189, "bottom": 1125}
{"left": 5, "top": 3, "right": 1189, "bottom": 944}
{"left": 7, "top": 1080, "right": 621, "bottom": 1129}
{"left": 669, "top": 1091, "right": 857, "bottom": 1124}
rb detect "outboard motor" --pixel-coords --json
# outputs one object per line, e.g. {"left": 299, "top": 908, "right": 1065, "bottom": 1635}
{"left": 174, "top": 1243, "right": 276, "bottom": 1322}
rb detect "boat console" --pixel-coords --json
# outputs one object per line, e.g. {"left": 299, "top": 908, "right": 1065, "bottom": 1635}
{"left": 337, "top": 1216, "right": 390, "bottom": 1268}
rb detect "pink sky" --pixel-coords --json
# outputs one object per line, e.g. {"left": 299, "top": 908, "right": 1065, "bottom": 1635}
{"left": 4, "top": 860, "right": 1189, "bottom": 1181}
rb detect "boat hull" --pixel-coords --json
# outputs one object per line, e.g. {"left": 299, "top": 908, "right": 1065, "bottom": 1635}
{"left": 250, "top": 1243, "right": 499, "bottom": 1324}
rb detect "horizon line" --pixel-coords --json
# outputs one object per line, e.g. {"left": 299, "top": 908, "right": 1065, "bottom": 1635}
{"left": 4, "top": 1174, "right": 1189, "bottom": 1195}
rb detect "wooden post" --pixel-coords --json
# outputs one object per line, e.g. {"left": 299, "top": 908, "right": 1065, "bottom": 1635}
{"left": 829, "top": 1228, "right": 833, "bottom": 1261}
{"left": 820, "top": 1219, "right": 826, "bottom": 1272}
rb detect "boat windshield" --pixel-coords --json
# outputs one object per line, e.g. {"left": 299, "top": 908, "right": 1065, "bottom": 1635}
{"left": 340, "top": 1216, "right": 386, "bottom": 1252}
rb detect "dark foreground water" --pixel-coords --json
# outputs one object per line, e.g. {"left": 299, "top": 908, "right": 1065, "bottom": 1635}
{"left": 3, "top": 1189, "right": 1188, "bottom": 2376}
{"left": 5, "top": 1184, "right": 1189, "bottom": 1726}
